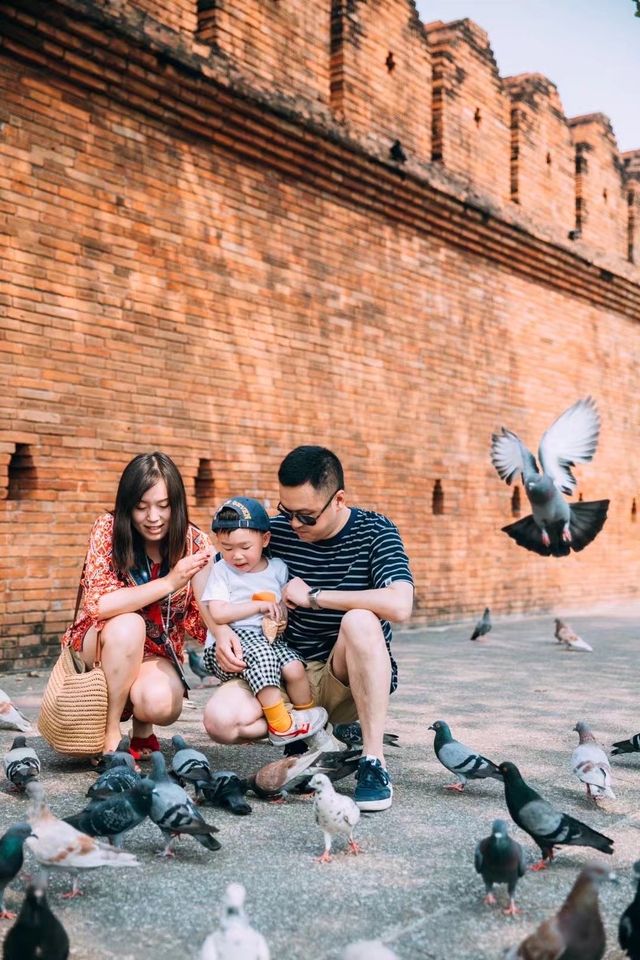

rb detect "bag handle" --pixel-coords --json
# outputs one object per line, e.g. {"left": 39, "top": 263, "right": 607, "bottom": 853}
{"left": 74, "top": 560, "right": 103, "bottom": 670}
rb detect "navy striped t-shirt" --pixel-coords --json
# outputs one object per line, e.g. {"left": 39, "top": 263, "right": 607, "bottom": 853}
{"left": 269, "top": 508, "right": 414, "bottom": 693}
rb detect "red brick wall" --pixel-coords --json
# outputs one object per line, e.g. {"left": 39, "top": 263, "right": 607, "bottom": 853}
{"left": 570, "top": 114, "right": 628, "bottom": 259}
{"left": 503, "top": 74, "right": 575, "bottom": 240}
{"left": 1, "top": 0, "right": 639, "bottom": 669}
{"left": 426, "top": 19, "right": 510, "bottom": 205}
{"left": 127, "top": 0, "right": 197, "bottom": 36}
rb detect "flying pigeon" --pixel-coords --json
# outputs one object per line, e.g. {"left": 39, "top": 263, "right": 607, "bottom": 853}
{"left": 571, "top": 721, "right": 615, "bottom": 802}
{"left": 25, "top": 782, "right": 139, "bottom": 898}
{"left": 343, "top": 943, "right": 398, "bottom": 960}
{"left": 474, "top": 819, "right": 526, "bottom": 915}
{"left": 0, "top": 688, "right": 31, "bottom": 733}
{"left": 148, "top": 751, "right": 221, "bottom": 857}
{"left": 198, "top": 772, "right": 252, "bottom": 816}
{"left": 199, "top": 882, "right": 270, "bottom": 960}
{"left": 505, "top": 863, "right": 616, "bottom": 960}
{"left": 308, "top": 773, "right": 361, "bottom": 863}
{"left": 554, "top": 618, "right": 593, "bottom": 651}
{"left": 499, "top": 761, "right": 614, "bottom": 870}
{"left": 64, "top": 779, "right": 154, "bottom": 848}
{"left": 0, "top": 823, "right": 33, "bottom": 920}
{"left": 612, "top": 733, "right": 640, "bottom": 756}
{"left": 3, "top": 736, "right": 40, "bottom": 792}
{"left": 171, "top": 735, "right": 213, "bottom": 798}
{"left": 2, "top": 877, "right": 69, "bottom": 960}
{"left": 246, "top": 751, "right": 324, "bottom": 801}
{"left": 333, "top": 722, "right": 400, "bottom": 751}
{"left": 470, "top": 607, "right": 492, "bottom": 641}
{"left": 428, "top": 720, "right": 503, "bottom": 792}
{"left": 619, "top": 860, "right": 640, "bottom": 959}
{"left": 188, "top": 648, "right": 214, "bottom": 687}
{"left": 491, "top": 397, "right": 609, "bottom": 557}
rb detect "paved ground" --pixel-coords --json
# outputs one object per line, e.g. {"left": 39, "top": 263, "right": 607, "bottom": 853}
{"left": 1, "top": 606, "right": 640, "bottom": 959}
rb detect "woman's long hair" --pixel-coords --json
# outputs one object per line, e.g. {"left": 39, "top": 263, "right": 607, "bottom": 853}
{"left": 112, "top": 452, "right": 189, "bottom": 575}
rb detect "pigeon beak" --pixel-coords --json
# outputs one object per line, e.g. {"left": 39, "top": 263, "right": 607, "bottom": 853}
{"left": 427, "top": 724, "right": 435, "bottom": 731}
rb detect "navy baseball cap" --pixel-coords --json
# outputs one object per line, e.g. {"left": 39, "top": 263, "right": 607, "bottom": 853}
{"left": 212, "top": 497, "right": 271, "bottom": 533}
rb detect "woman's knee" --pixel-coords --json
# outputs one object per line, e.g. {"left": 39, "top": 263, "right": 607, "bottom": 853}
{"left": 131, "top": 687, "right": 182, "bottom": 726}
{"left": 102, "top": 613, "right": 146, "bottom": 651}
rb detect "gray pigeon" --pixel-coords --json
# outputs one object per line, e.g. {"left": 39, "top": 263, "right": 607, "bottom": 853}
{"left": 3, "top": 876, "right": 69, "bottom": 960}
{"left": 171, "top": 735, "right": 213, "bottom": 799}
{"left": 571, "top": 721, "right": 615, "bottom": 802}
{"left": 491, "top": 397, "right": 609, "bottom": 557}
{"left": 470, "top": 607, "right": 492, "bottom": 641}
{"left": 474, "top": 819, "right": 526, "bottom": 915}
{"left": 612, "top": 732, "right": 640, "bottom": 756}
{"left": 188, "top": 648, "right": 212, "bottom": 686}
{"left": 429, "top": 720, "right": 503, "bottom": 792}
{"left": 199, "top": 882, "right": 270, "bottom": 959}
{"left": 87, "top": 762, "right": 141, "bottom": 800}
{"left": 308, "top": 773, "right": 361, "bottom": 863}
{"left": 3, "top": 736, "right": 40, "bottom": 792}
{"left": 333, "top": 722, "right": 400, "bottom": 751}
{"left": 148, "top": 751, "right": 221, "bottom": 857}
{"left": 64, "top": 779, "right": 154, "bottom": 848}
{"left": 198, "top": 772, "right": 252, "bottom": 816}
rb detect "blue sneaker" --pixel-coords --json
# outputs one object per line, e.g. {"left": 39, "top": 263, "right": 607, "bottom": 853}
{"left": 354, "top": 756, "right": 393, "bottom": 811}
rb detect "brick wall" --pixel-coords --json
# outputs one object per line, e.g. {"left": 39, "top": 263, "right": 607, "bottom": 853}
{"left": 0, "top": 0, "right": 639, "bottom": 670}
{"left": 570, "top": 114, "right": 628, "bottom": 259}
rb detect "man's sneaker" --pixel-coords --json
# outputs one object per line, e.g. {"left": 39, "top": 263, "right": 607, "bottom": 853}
{"left": 354, "top": 756, "right": 393, "bottom": 811}
{"left": 267, "top": 706, "right": 328, "bottom": 746}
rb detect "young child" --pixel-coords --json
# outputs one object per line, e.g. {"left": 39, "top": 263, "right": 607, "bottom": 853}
{"left": 201, "top": 497, "right": 328, "bottom": 745}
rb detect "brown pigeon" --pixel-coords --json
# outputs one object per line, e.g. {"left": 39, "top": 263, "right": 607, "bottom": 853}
{"left": 246, "top": 751, "right": 323, "bottom": 800}
{"left": 505, "top": 863, "right": 616, "bottom": 959}
{"left": 554, "top": 618, "right": 592, "bottom": 651}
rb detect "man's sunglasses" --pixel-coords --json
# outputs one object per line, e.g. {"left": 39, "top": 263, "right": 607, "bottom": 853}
{"left": 277, "top": 489, "right": 340, "bottom": 526}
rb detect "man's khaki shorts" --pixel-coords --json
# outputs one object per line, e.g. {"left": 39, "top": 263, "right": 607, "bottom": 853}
{"left": 221, "top": 648, "right": 358, "bottom": 725}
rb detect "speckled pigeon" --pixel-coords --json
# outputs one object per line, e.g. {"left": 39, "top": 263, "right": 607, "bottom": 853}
{"left": 474, "top": 819, "right": 526, "bottom": 915}
{"left": 491, "top": 396, "right": 609, "bottom": 557}
{"left": 499, "top": 761, "right": 613, "bottom": 869}
{"left": 3, "top": 736, "right": 40, "bottom": 793}
{"left": 0, "top": 823, "right": 33, "bottom": 920}
{"left": 619, "top": 861, "right": 640, "bottom": 959}
{"left": 505, "top": 863, "right": 615, "bottom": 959}
{"left": 308, "top": 773, "right": 361, "bottom": 863}
{"left": 3, "top": 877, "right": 69, "bottom": 960}
{"left": 571, "top": 721, "right": 615, "bottom": 802}
{"left": 429, "top": 720, "right": 503, "bottom": 792}
{"left": 148, "top": 751, "right": 221, "bottom": 857}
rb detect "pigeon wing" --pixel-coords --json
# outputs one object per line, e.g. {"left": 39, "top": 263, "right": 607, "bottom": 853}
{"left": 491, "top": 429, "right": 538, "bottom": 485}
{"left": 538, "top": 396, "right": 600, "bottom": 495}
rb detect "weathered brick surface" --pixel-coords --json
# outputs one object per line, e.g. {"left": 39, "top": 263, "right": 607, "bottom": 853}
{"left": 503, "top": 73, "right": 575, "bottom": 240}
{"left": 570, "top": 114, "right": 628, "bottom": 259}
{"left": 0, "top": 0, "right": 639, "bottom": 670}
{"left": 624, "top": 149, "right": 640, "bottom": 264}
{"left": 425, "top": 19, "right": 510, "bottom": 205}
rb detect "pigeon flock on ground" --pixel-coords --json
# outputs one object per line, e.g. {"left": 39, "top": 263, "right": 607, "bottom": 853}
{"left": 0, "top": 397, "right": 636, "bottom": 959}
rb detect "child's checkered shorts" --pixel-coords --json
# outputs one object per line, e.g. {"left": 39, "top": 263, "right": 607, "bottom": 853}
{"left": 202, "top": 626, "right": 302, "bottom": 695}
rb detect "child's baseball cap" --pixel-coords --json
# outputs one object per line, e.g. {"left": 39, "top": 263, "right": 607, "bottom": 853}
{"left": 211, "top": 497, "right": 271, "bottom": 533}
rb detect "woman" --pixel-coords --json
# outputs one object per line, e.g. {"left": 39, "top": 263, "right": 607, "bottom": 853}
{"left": 63, "top": 452, "right": 213, "bottom": 759}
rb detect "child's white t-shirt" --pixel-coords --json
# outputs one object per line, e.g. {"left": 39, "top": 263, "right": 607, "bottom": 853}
{"left": 201, "top": 556, "right": 289, "bottom": 646}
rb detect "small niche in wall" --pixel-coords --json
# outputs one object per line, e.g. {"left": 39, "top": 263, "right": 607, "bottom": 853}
{"left": 385, "top": 51, "right": 395, "bottom": 73}
{"left": 511, "top": 486, "right": 521, "bottom": 517}
{"left": 474, "top": 107, "right": 482, "bottom": 126}
{"left": 632, "top": 498, "right": 637, "bottom": 522}
{"left": 7, "top": 443, "right": 37, "bottom": 500}
{"left": 432, "top": 479, "right": 444, "bottom": 515}
{"left": 546, "top": 152, "right": 552, "bottom": 166}
{"left": 195, "top": 458, "right": 215, "bottom": 506}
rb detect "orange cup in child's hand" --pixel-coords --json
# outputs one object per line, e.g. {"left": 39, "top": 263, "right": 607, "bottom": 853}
{"left": 252, "top": 592, "right": 276, "bottom": 602}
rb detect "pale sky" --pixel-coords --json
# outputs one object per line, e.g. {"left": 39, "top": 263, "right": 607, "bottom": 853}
{"left": 415, "top": 0, "right": 639, "bottom": 153}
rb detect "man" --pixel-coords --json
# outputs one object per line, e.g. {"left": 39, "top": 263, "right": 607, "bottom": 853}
{"left": 202, "top": 446, "right": 414, "bottom": 810}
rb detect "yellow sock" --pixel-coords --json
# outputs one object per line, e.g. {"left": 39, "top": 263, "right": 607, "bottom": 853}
{"left": 263, "top": 700, "right": 292, "bottom": 733}
{"left": 292, "top": 699, "right": 315, "bottom": 710}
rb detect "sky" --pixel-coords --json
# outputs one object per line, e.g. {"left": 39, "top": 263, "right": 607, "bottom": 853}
{"left": 414, "top": 0, "right": 639, "bottom": 153}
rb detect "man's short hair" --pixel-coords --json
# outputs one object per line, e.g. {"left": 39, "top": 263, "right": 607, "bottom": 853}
{"left": 278, "top": 445, "right": 344, "bottom": 492}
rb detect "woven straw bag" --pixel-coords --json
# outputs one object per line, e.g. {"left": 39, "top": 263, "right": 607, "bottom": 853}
{"left": 38, "top": 565, "right": 108, "bottom": 756}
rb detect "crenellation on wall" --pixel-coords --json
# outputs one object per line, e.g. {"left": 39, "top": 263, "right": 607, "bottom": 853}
{"left": 624, "top": 150, "right": 640, "bottom": 264}
{"left": 503, "top": 73, "right": 575, "bottom": 240}
{"left": 330, "top": 0, "right": 431, "bottom": 162}
{"left": 568, "top": 113, "right": 628, "bottom": 260}
{"left": 425, "top": 18, "right": 510, "bottom": 206}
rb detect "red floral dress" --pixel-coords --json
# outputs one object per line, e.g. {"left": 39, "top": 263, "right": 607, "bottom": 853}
{"left": 63, "top": 513, "right": 211, "bottom": 661}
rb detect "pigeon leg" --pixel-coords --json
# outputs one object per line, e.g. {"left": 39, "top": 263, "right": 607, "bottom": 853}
{"left": 503, "top": 899, "right": 520, "bottom": 916}
{"left": 315, "top": 834, "right": 333, "bottom": 863}
{"left": 541, "top": 528, "right": 551, "bottom": 547}
{"left": 530, "top": 849, "right": 553, "bottom": 872}
{"left": 157, "top": 834, "right": 177, "bottom": 858}
{"left": 61, "top": 877, "right": 83, "bottom": 899}
{"left": 346, "top": 837, "right": 362, "bottom": 856}
{"left": 483, "top": 892, "right": 497, "bottom": 907}
{"left": 561, "top": 523, "right": 572, "bottom": 543}
{"left": 444, "top": 782, "right": 465, "bottom": 792}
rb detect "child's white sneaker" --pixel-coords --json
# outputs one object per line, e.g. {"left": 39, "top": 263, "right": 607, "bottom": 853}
{"left": 267, "top": 706, "right": 328, "bottom": 745}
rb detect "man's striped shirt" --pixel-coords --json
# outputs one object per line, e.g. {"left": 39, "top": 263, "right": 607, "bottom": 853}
{"left": 269, "top": 508, "right": 414, "bottom": 693}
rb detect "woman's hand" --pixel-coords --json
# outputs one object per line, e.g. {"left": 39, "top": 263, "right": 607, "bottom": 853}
{"left": 167, "top": 548, "right": 213, "bottom": 592}
{"left": 214, "top": 626, "right": 246, "bottom": 672}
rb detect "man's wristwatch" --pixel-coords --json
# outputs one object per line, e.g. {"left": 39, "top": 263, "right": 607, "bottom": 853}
{"left": 308, "top": 587, "right": 323, "bottom": 610}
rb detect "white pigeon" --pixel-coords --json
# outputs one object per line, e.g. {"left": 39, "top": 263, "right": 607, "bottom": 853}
{"left": 199, "top": 883, "right": 270, "bottom": 960}
{"left": 0, "top": 687, "right": 32, "bottom": 732}
{"left": 554, "top": 618, "right": 592, "bottom": 652}
{"left": 343, "top": 943, "right": 398, "bottom": 960}
{"left": 308, "top": 773, "right": 361, "bottom": 863}
{"left": 3, "top": 735, "right": 40, "bottom": 792}
{"left": 571, "top": 721, "right": 615, "bottom": 802}
{"left": 25, "top": 781, "right": 139, "bottom": 898}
